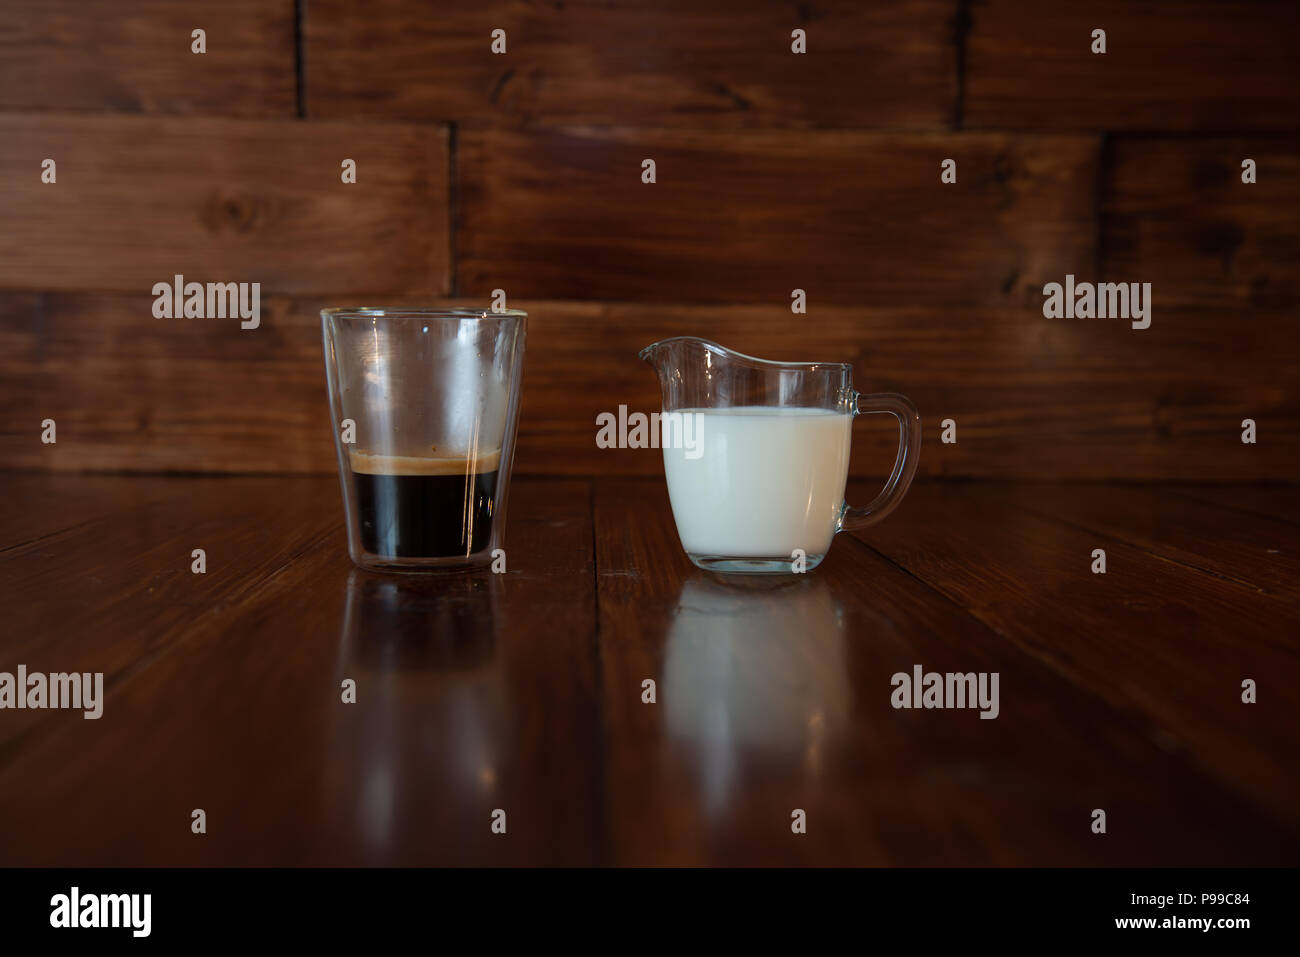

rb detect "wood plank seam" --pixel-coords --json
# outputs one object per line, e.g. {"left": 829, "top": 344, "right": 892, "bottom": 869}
{"left": 950, "top": 0, "right": 972, "bottom": 130}
{"left": 294, "top": 0, "right": 307, "bottom": 118}
{"left": 835, "top": 529, "right": 1300, "bottom": 843}
{"left": 842, "top": 528, "right": 1300, "bottom": 838}
{"left": 1164, "top": 487, "right": 1300, "bottom": 530}
{"left": 1002, "top": 498, "right": 1295, "bottom": 608}
{"left": 0, "top": 520, "right": 340, "bottom": 773}
{"left": 585, "top": 479, "right": 614, "bottom": 866}
{"left": 448, "top": 120, "right": 460, "bottom": 298}
{"left": 0, "top": 513, "right": 147, "bottom": 556}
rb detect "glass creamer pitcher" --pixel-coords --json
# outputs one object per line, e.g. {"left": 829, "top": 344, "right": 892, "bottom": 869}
{"left": 639, "top": 337, "right": 921, "bottom": 573}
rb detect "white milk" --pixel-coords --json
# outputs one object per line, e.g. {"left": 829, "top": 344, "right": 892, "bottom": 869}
{"left": 662, "top": 407, "right": 853, "bottom": 558}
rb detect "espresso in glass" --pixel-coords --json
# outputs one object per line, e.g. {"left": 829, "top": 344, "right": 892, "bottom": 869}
{"left": 321, "top": 308, "right": 526, "bottom": 572}
{"left": 348, "top": 449, "right": 500, "bottom": 559}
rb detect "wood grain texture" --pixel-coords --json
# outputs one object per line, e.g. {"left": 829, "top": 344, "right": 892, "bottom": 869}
{"left": 1, "top": 473, "right": 1297, "bottom": 864}
{"left": 458, "top": 128, "right": 1098, "bottom": 306}
{"left": 0, "top": 476, "right": 599, "bottom": 865}
{"left": 1103, "top": 136, "right": 1300, "bottom": 310}
{"left": 305, "top": 0, "right": 957, "bottom": 128}
{"left": 0, "top": 293, "right": 334, "bottom": 473}
{"left": 964, "top": 1, "right": 1300, "bottom": 130}
{"left": 1170, "top": 484, "right": 1300, "bottom": 526}
{"left": 0, "top": 1, "right": 296, "bottom": 116}
{"left": 0, "top": 477, "right": 341, "bottom": 755}
{"left": 594, "top": 478, "right": 1300, "bottom": 865}
{"left": 3, "top": 295, "right": 1295, "bottom": 479}
{"left": 1004, "top": 483, "right": 1300, "bottom": 602}
{"left": 0, "top": 115, "right": 450, "bottom": 296}
{"left": 851, "top": 482, "right": 1300, "bottom": 833}
{"left": 0, "top": 473, "right": 196, "bottom": 551}
{"left": 513, "top": 301, "right": 1300, "bottom": 481}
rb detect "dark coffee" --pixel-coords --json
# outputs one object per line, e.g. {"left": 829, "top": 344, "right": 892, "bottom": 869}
{"left": 349, "top": 450, "right": 499, "bottom": 558}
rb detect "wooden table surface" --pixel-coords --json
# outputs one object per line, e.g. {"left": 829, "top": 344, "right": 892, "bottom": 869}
{"left": 1, "top": 472, "right": 1297, "bottom": 866}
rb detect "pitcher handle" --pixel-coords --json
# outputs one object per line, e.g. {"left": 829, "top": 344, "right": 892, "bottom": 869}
{"left": 839, "top": 392, "right": 921, "bottom": 531}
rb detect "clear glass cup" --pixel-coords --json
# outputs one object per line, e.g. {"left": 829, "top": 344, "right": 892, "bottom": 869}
{"left": 640, "top": 337, "right": 921, "bottom": 574}
{"left": 321, "top": 308, "right": 526, "bottom": 572}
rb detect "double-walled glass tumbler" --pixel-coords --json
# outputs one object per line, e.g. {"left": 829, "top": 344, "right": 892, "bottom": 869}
{"left": 321, "top": 308, "right": 526, "bottom": 571}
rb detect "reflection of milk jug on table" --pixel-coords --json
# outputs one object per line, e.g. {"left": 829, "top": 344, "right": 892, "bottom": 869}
{"left": 663, "top": 576, "right": 851, "bottom": 804}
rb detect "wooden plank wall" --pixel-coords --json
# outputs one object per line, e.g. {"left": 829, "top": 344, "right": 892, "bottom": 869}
{"left": 0, "top": 1, "right": 1296, "bottom": 479}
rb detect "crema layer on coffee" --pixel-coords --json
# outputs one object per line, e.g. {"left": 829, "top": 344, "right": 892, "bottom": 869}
{"left": 348, "top": 448, "right": 502, "bottom": 476}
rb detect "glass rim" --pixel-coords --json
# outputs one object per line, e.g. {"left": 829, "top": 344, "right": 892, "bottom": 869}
{"left": 321, "top": 306, "right": 527, "bottom": 320}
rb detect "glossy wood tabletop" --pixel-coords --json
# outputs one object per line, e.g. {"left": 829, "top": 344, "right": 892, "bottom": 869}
{"left": 1, "top": 472, "right": 1297, "bottom": 866}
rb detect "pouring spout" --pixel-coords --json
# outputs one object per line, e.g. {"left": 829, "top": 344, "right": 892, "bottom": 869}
{"left": 639, "top": 336, "right": 731, "bottom": 367}
{"left": 640, "top": 337, "right": 747, "bottom": 397}
{"left": 637, "top": 341, "right": 663, "bottom": 365}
